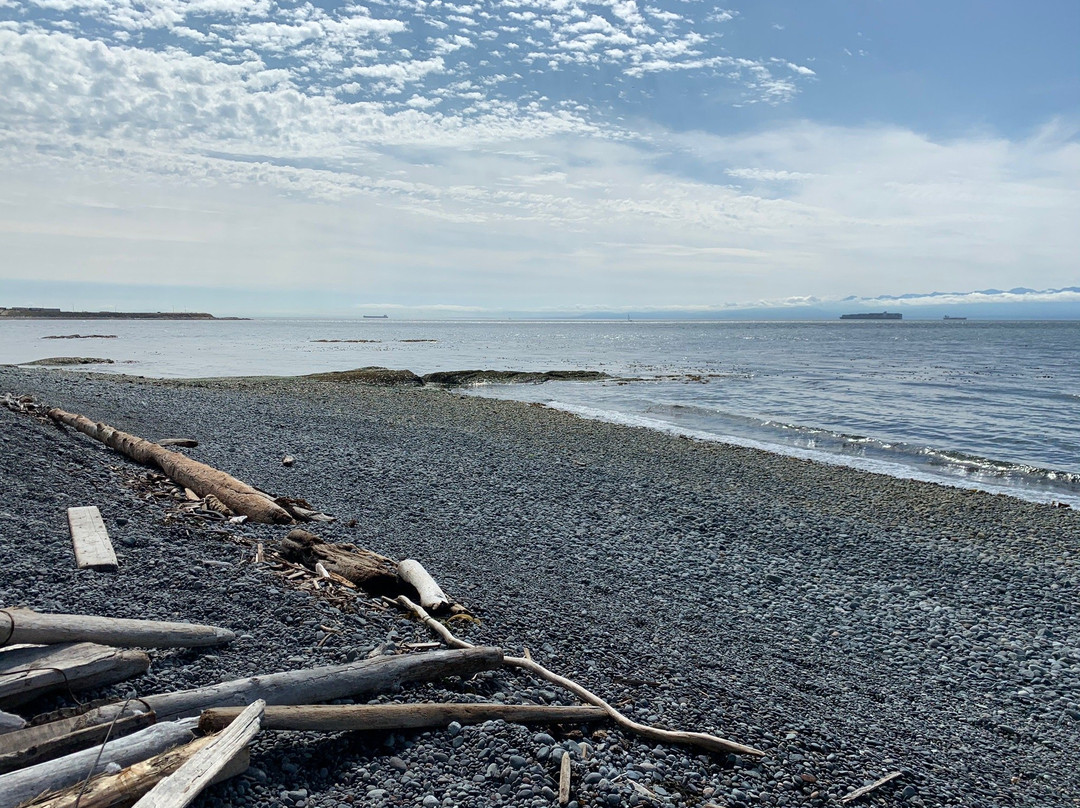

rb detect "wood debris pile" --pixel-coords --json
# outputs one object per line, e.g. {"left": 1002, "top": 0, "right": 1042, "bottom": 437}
{"left": 1, "top": 394, "right": 766, "bottom": 807}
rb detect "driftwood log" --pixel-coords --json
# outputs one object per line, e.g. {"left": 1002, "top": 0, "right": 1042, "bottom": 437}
{"left": 200, "top": 703, "right": 606, "bottom": 733}
{"left": 0, "top": 701, "right": 155, "bottom": 773}
{"left": 47, "top": 408, "right": 294, "bottom": 524}
{"left": 279, "top": 530, "right": 399, "bottom": 593}
{"left": 393, "top": 596, "right": 765, "bottom": 758}
{"left": 279, "top": 530, "right": 454, "bottom": 610}
{"left": 141, "top": 647, "right": 503, "bottom": 721}
{"left": 0, "top": 720, "right": 195, "bottom": 808}
{"left": 0, "top": 642, "right": 150, "bottom": 707}
{"left": 0, "top": 710, "right": 24, "bottom": 734}
{"left": 133, "top": 700, "right": 263, "bottom": 808}
{"left": 397, "top": 559, "right": 450, "bottom": 611}
{"left": 0, "top": 609, "right": 235, "bottom": 649}
{"left": 19, "top": 735, "right": 248, "bottom": 808}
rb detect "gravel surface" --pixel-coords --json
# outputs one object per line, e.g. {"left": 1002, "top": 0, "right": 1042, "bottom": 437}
{"left": 1, "top": 366, "right": 1078, "bottom": 808}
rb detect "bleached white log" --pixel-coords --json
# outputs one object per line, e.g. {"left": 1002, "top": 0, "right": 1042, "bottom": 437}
{"left": 0, "top": 609, "right": 235, "bottom": 649}
{"left": 0, "top": 720, "right": 195, "bottom": 808}
{"left": 0, "top": 711, "right": 24, "bottom": 735}
{"left": 133, "top": 700, "right": 263, "bottom": 808}
{"left": 67, "top": 506, "right": 118, "bottom": 572}
{"left": 398, "top": 559, "right": 450, "bottom": 611}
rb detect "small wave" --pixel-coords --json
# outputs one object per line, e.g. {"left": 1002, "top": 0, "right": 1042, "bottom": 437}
{"left": 543, "top": 401, "right": 1080, "bottom": 508}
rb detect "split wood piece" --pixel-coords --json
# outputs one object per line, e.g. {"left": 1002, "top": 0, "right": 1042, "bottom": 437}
{"left": 398, "top": 559, "right": 450, "bottom": 611}
{"left": 67, "top": 506, "right": 118, "bottom": 572}
{"left": 841, "top": 771, "right": 903, "bottom": 804}
{"left": 279, "top": 529, "right": 399, "bottom": 593}
{"left": 0, "top": 711, "right": 24, "bottom": 734}
{"left": 141, "top": 647, "right": 503, "bottom": 722}
{"left": 133, "top": 700, "right": 263, "bottom": 808}
{"left": 0, "top": 642, "right": 150, "bottom": 708}
{"left": 0, "top": 701, "right": 154, "bottom": 774}
{"left": 558, "top": 747, "right": 571, "bottom": 805}
{"left": 0, "top": 720, "right": 195, "bottom": 808}
{"left": 0, "top": 609, "right": 236, "bottom": 649}
{"left": 200, "top": 702, "right": 606, "bottom": 733}
{"left": 393, "top": 596, "right": 765, "bottom": 758}
{"left": 47, "top": 407, "right": 294, "bottom": 524}
{"left": 24, "top": 734, "right": 248, "bottom": 808}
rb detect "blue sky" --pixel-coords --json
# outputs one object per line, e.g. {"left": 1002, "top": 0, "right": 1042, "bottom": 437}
{"left": 0, "top": 0, "right": 1077, "bottom": 316}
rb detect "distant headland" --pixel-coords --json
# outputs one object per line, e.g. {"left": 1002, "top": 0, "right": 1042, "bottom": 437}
{"left": 0, "top": 307, "right": 246, "bottom": 320}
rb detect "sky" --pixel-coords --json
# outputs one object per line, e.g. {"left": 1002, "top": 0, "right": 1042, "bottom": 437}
{"left": 0, "top": 0, "right": 1078, "bottom": 317}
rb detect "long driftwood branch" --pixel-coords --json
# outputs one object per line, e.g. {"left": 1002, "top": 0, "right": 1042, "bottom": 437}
{"left": 23, "top": 735, "right": 249, "bottom": 808}
{"left": 0, "top": 642, "right": 150, "bottom": 707}
{"left": 47, "top": 407, "right": 294, "bottom": 524}
{"left": 133, "top": 700, "right": 263, "bottom": 808}
{"left": 0, "top": 720, "right": 196, "bottom": 808}
{"left": 0, "top": 701, "right": 155, "bottom": 773}
{"left": 393, "top": 596, "right": 764, "bottom": 758}
{"left": 141, "top": 647, "right": 503, "bottom": 721}
{"left": 199, "top": 702, "right": 607, "bottom": 733}
{"left": 0, "top": 609, "right": 235, "bottom": 649}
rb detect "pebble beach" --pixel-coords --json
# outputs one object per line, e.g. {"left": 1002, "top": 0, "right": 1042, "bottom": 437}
{"left": 1, "top": 365, "right": 1078, "bottom": 808}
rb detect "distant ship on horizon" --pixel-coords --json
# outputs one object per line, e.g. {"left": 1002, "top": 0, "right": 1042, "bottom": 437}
{"left": 840, "top": 311, "right": 902, "bottom": 320}
{"left": 943, "top": 315, "right": 968, "bottom": 321}
{"left": 363, "top": 314, "right": 389, "bottom": 319}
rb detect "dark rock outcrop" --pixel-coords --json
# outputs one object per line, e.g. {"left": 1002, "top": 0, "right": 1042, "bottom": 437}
{"left": 305, "top": 366, "right": 423, "bottom": 386}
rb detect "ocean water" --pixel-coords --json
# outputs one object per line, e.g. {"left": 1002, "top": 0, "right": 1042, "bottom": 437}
{"left": 2, "top": 317, "right": 1078, "bottom": 506}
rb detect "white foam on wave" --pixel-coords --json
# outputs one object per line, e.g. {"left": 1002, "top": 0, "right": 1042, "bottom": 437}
{"left": 543, "top": 400, "right": 1080, "bottom": 509}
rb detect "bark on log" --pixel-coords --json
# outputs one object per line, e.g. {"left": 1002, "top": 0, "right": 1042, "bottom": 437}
{"left": 133, "top": 700, "right": 263, "bottom": 808}
{"left": 397, "top": 560, "right": 450, "bottom": 612}
{"left": 47, "top": 408, "right": 293, "bottom": 524}
{"left": 23, "top": 735, "right": 248, "bottom": 808}
{"left": 0, "top": 701, "right": 154, "bottom": 773}
{"left": 393, "top": 596, "right": 765, "bottom": 758}
{"left": 0, "top": 642, "right": 150, "bottom": 707}
{"left": 0, "top": 609, "right": 235, "bottom": 649}
{"left": 279, "top": 529, "right": 399, "bottom": 593}
{"left": 0, "top": 720, "right": 195, "bottom": 808}
{"left": 199, "top": 703, "right": 606, "bottom": 733}
{"left": 141, "top": 647, "right": 503, "bottom": 722}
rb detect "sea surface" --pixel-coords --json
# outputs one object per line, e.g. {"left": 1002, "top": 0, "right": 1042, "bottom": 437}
{"left": 3, "top": 318, "right": 1079, "bottom": 507}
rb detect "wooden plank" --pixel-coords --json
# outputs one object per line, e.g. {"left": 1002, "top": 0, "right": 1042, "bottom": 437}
{"left": 67, "top": 506, "right": 118, "bottom": 572}
{"left": 0, "top": 643, "right": 150, "bottom": 707}
{"left": 0, "top": 609, "right": 235, "bottom": 649}
{"left": 133, "top": 700, "right": 263, "bottom": 808}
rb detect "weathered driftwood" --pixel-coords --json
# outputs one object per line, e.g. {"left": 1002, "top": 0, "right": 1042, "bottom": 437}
{"left": 559, "top": 747, "right": 572, "bottom": 805}
{"left": 0, "top": 642, "right": 150, "bottom": 707}
{"left": 398, "top": 559, "right": 450, "bottom": 611}
{"left": 18, "top": 735, "right": 248, "bottom": 808}
{"left": 200, "top": 702, "right": 606, "bottom": 733}
{"left": 141, "top": 647, "right": 503, "bottom": 721}
{"left": 842, "top": 771, "right": 903, "bottom": 804}
{"left": 47, "top": 408, "right": 293, "bottom": 524}
{"left": 133, "top": 700, "right": 263, "bottom": 808}
{"left": 279, "top": 529, "right": 399, "bottom": 593}
{"left": 0, "top": 701, "right": 154, "bottom": 773}
{"left": 0, "top": 720, "right": 195, "bottom": 808}
{"left": 0, "top": 710, "right": 24, "bottom": 734}
{"left": 0, "top": 609, "right": 235, "bottom": 649}
{"left": 67, "top": 506, "right": 118, "bottom": 572}
{"left": 393, "top": 596, "right": 765, "bottom": 758}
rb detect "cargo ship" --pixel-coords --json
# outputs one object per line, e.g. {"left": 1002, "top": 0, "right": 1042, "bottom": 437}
{"left": 839, "top": 312, "right": 902, "bottom": 320}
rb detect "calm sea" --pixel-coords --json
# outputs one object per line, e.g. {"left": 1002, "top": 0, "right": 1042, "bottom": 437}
{"left": 3, "top": 318, "right": 1078, "bottom": 507}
